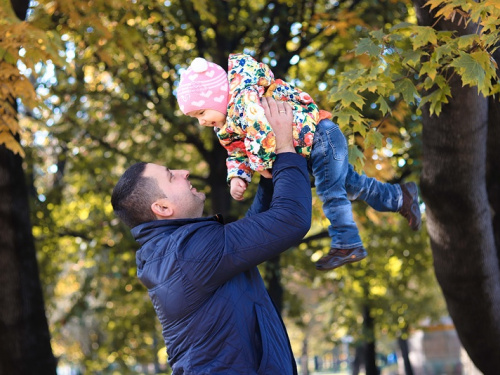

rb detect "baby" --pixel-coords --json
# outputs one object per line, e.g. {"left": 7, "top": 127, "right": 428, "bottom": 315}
{"left": 176, "top": 53, "right": 421, "bottom": 270}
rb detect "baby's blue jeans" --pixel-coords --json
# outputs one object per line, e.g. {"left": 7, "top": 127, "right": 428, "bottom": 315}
{"left": 309, "top": 119, "right": 403, "bottom": 249}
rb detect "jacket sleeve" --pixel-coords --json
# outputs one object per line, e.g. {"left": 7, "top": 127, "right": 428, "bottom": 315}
{"left": 180, "top": 153, "right": 311, "bottom": 291}
{"left": 245, "top": 176, "right": 274, "bottom": 217}
{"left": 217, "top": 123, "right": 254, "bottom": 183}
{"left": 235, "top": 89, "right": 276, "bottom": 172}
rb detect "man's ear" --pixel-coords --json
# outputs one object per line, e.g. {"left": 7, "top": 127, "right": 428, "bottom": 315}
{"left": 151, "top": 198, "right": 174, "bottom": 219}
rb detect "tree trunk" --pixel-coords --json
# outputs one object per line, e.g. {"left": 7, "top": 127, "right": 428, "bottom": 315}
{"left": 487, "top": 48, "right": 500, "bottom": 257}
{"left": 300, "top": 337, "right": 309, "bottom": 375}
{"left": 10, "top": 0, "right": 30, "bottom": 20}
{"left": 0, "top": 3, "right": 57, "bottom": 373}
{"left": 362, "top": 305, "right": 379, "bottom": 375}
{"left": 207, "top": 136, "right": 232, "bottom": 217}
{"left": 414, "top": 1, "right": 500, "bottom": 372}
{"left": 397, "top": 336, "right": 414, "bottom": 375}
{"left": 0, "top": 146, "right": 58, "bottom": 374}
{"left": 351, "top": 344, "right": 363, "bottom": 375}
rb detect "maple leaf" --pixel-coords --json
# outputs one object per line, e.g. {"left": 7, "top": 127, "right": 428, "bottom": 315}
{"left": 402, "top": 49, "right": 426, "bottom": 67}
{"left": 376, "top": 96, "right": 391, "bottom": 115}
{"left": 0, "top": 131, "right": 25, "bottom": 157}
{"left": 332, "top": 108, "right": 366, "bottom": 130}
{"left": 419, "top": 85, "right": 451, "bottom": 116}
{"left": 420, "top": 60, "right": 441, "bottom": 81}
{"left": 365, "top": 129, "right": 383, "bottom": 150}
{"left": 340, "top": 91, "right": 366, "bottom": 109}
{"left": 394, "top": 78, "right": 419, "bottom": 105}
{"left": 355, "top": 38, "right": 382, "bottom": 57}
{"left": 348, "top": 145, "right": 365, "bottom": 172}
{"left": 449, "top": 51, "right": 491, "bottom": 96}
{"left": 411, "top": 26, "right": 438, "bottom": 50}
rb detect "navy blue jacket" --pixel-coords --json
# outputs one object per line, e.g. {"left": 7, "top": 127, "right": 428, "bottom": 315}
{"left": 131, "top": 153, "right": 311, "bottom": 374}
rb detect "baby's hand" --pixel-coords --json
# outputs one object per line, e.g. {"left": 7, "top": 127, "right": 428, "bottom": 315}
{"left": 259, "top": 169, "right": 272, "bottom": 179}
{"left": 230, "top": 177, "right": 248, "bottom": 201}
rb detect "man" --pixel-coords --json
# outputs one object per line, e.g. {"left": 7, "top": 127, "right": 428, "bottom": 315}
{"left": 111, "top": 98, "right": 312, "bottom": 374}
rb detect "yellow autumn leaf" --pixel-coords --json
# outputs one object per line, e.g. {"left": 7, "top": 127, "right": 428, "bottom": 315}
{"left": 2, "top": 114, "right": 21, "bottom": 134}
{"left": 0, "top": 131, "right": 25, "bottom": 157}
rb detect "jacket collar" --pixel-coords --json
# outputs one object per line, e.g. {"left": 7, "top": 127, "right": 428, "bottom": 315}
{"left": 131, "top": 214, "right": 224, "bottom": 246}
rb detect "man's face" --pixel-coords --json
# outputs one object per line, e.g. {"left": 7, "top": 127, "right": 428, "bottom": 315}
{"left": 187, "top": 109, "right": 226, "bottom": 128}
{"left": 143, "top": 163, "right": 206, "bottom": 219}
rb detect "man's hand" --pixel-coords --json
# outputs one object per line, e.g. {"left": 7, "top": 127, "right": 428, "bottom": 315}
{"left": 261, "top": 97, "right": 295, "bottom": 154}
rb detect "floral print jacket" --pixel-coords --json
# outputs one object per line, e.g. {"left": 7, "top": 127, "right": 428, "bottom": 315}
{"left": 216, "top": 53, "right": 329, "bottom": 183}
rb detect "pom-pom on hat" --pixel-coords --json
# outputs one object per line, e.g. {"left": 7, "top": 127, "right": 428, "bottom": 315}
{"left": 177, "top": 58, "right": 229, "bottom": 115}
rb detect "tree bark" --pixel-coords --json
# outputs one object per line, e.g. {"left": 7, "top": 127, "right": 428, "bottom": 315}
{"left": 487, "top": 48, "right": 500, "bottom": 256}
{"left": 0, "top": 2, "right": 57, "bottom": 373}
{"left": 414, "top": 1, "right": 500, "bottom": 372}
{"left": 351, "top": 344, "right": 363, "bottom": 375}
{"left": 10, "top": 0, "right": 30, "bottom": 20}
{"left": 0, "top": 146, "right": 57, "bottom": 374}
{"left": 362, "top": 305, "right": 379, "bottom": 375}
{"left": 206, "top": 136, "right": 232, "bottom": 217}
{"left": 397, "top": 336, "right": 414, "bottom": 375}
{"left": 299, "top": 337, "right": 309, "bottom": 375}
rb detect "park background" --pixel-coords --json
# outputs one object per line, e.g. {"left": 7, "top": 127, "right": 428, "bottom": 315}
{"left": 1, "top": 0, "right": 499, "bottom": 374}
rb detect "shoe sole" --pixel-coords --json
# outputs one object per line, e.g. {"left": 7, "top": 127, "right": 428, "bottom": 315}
{"left": 315, "top": 250, "right": 368, "bottom": 271}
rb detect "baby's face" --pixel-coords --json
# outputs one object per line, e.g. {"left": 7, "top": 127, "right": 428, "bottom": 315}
{"left": 187, "top": 109, "right": 226, "bottom": 129}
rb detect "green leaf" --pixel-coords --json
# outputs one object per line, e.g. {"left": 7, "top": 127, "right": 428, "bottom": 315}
{"left": 376, "top": 96, "right": 391, "bottom": 115}
{"left": 348, "top": 145, "right": 365, "bottom": 172}
{"left": 434, "top": 75, "right": 449, "bottom": 89}
{"left": 394, "top": 78, "right": 419, "bottom": 105}
{"left": 353, "top": 120, "right": 367, "bottom": 136}
{"left": 420, "top": 60, "right": 441, "bottom": 81}
{"left": 402, "top": 49, "right": 425, "bottom": 67}
{"left": 491, "top": 82, "right": 500, "bottom": 95}
{"left": 483, "top": 32, "right": 500, "bottom": 48}
{"left": 389, "top": 22, "right": 414, "bottom": 32}
{"left": 355, "top": 38, "right": 382, "bottom": 57}
{"left": 457, "top": 34, "right": 479, "bottom": 50}
{"left": 341, "top": 68, "right": 368, "bottom": 83}
{"left": 387, "top": 33, "right": 404, "bottom": 42}
{"left": 419, "top": 85, "right": 451, "bottom": 116}
{"left": 411, "top": 26, "right": 438, "bottom": 50}
{"left": 370, "top": 30, "right": 385, "bottom": 42}
{"left": 333, "top": 90, "right": 366, "bottom": 109}
{"left": 332, "top": 107, "right": 365, "bottom": 130}
{"left": 365, "top": 129, "right": 383, "bottom": 150}
{"left": 449, "top": 51, "right": 491, "bottom": 95}
{"left": 422, "top": 76, "right": 435, "bottom": 90}
{"left": 433, "top": 43, "right": 453, "bottom": 63}
{"left": 361, "top": 80, "right": 382, "bottom": 93}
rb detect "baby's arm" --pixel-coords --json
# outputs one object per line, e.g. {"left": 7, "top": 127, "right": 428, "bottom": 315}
{"left": 217, "top": 127, "right": 254, "bottom": 184}
{"left": 259, "top": 169, "right": 272, "bottom": 179}
{"left": 236, "top": 91, "right": 278, "bottom": 172}
{"left": 230, "top": 177, "right": 248, "bottom": 201}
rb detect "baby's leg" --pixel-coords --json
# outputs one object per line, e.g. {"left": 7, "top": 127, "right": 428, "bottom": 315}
{"left": 345, "top": 164, "right": 402, "bottom": 212}
{"left": 310, "top": 120, "right": 364, "bottom": 250}
{"left": 345, "top": 165, "right": 421, "bottom": 230}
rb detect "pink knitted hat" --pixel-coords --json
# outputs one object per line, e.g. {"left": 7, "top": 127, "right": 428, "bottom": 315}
{"left": 177, "top": 58, "right": 229, "bottom": 115}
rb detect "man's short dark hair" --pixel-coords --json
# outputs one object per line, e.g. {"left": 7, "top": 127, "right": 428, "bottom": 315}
{"left": 111, "top": 162, "right": 166, "bottom": 228}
